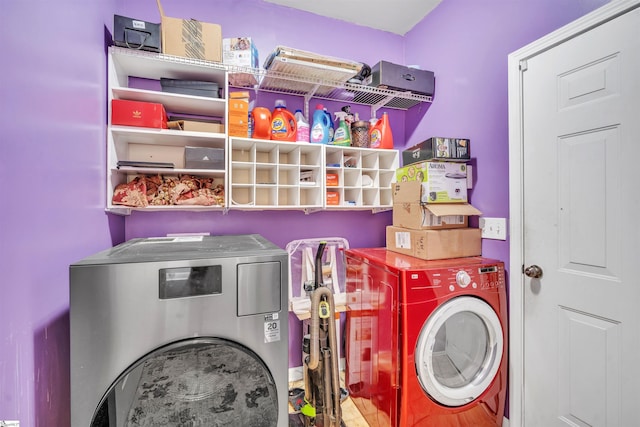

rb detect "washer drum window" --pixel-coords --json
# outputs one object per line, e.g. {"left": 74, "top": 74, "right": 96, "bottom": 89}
{"left": 415, "top": 296, "right": 503, "bottom": 407}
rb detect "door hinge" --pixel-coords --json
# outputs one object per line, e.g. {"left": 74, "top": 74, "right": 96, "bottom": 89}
{"left": 520, "top": 59, "right": 528, "bottom": 72}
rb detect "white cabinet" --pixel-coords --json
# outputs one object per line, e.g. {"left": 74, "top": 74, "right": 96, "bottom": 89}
{"left": 227, "top": 139, "right": 398, "bottom": 212}
{"left": 229, "top": 138, "right": 324, "bottom": 210}
{"left": 106, "top": 47, "right": 228, "bottom": 214}
{"left": 106, "top": 46, "right": 427, "bottom": 214}
{"left": 324, "top": 146, "right": 399, "bottom": 210}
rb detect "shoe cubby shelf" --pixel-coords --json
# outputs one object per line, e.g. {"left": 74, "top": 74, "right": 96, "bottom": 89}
{"left": 228, "top": 138, "right": 398, "bottom": 213}
{"left": 106, "top": 47, "right": 410, "bottom": 214}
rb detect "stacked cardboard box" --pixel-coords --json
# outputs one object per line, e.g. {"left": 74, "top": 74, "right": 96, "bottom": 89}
{"left": 228, "top": 91, "right": 250, "bottom": 137}
{"left": 387, "top": 180, "right": 482, "bottom": 260}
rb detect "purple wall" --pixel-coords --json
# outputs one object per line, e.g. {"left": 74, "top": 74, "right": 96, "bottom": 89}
{"left": 404, "top": 0, "right": 608, "bottom": 276}
{"left": 0, "top": 0, "right": 606, "bottom": 425}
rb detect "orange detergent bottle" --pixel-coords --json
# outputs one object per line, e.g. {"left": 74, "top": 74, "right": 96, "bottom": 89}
{"left": 270, "top": 99, "right": 297, "bottom": 141}
{"left": 369, "top": 112, "right": 394, "bottom": 149}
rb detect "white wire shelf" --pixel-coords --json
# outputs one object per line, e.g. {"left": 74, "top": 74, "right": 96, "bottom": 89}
{"left": 227, "top": 63, "right": 432, "bottom": 111}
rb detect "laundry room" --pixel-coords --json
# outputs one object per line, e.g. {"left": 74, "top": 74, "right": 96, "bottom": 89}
{"left": 3, "top": 0, "right": 631, "bottom": 426}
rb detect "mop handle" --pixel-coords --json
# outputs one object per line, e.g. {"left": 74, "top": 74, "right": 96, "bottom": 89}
{"left": 314, "top": 241, "right": 327, "bottom": 290}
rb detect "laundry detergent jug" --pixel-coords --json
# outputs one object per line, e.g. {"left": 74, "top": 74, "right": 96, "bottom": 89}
{"left": 270, "top": 100, "right": 297, "bottom": 142}
{"left": 310, "top": 104, "right": 331, "bottom": 144}
{"left": 251, "top": 107, "right": 272, "bottom": 139}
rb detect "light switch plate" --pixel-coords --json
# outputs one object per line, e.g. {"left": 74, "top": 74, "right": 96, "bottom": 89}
{"left": 480, "top": 217, "right": 507, "bottom": 240}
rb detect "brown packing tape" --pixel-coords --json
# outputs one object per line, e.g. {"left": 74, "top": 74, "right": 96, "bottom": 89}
{"left": 156, "top": 0, "right": 165, "bottom": 17}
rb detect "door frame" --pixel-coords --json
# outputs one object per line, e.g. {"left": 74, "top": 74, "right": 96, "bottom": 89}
{"left": 506, "top": 1, "right": 640, "bottom": 426}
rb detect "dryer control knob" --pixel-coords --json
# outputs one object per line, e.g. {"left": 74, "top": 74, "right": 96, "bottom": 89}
{"left": 456, "top": 271, "right": 471, "bottom": 288}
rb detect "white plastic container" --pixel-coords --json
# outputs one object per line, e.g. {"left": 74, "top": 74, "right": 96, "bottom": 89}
{"left": 295, "top": 109, "right": 310, "bottom": 143}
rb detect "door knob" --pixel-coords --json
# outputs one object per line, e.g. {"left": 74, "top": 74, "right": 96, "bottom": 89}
{"left": 524, "top": 265, "right": 543, "bottom": 279}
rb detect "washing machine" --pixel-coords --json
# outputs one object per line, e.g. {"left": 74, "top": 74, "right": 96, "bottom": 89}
{"left": 70, "top": 234, "right": 289, "bottom": 427}
{"left": 345, "top": 248, "right": 507, "bottom": 427}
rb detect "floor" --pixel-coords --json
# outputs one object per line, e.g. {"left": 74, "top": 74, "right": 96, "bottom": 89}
{"left": 288, "top": 375, "right": 369, "bottom": 427}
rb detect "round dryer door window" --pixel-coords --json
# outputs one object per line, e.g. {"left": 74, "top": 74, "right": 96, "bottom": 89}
{"left": 90, "top": 337, "right": 279, "bottom": 426}
{"left": 415, "top": 296, "right": 503, "bottom": 407}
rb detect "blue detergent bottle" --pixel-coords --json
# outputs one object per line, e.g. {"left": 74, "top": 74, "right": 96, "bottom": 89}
{"left": 310, "top": 104, "right": 331, "bottom": 144}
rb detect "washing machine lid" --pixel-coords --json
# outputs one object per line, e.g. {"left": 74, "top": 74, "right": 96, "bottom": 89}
{"left": 72, "top": 234, "right": 284, "bottom": 265}
{"left": 415, "top": 296, "right": 503, "bottom": 407}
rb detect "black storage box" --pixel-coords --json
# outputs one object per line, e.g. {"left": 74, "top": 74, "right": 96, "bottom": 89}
{"left": 160, "top": 78, "right": 220, "bottom": 98}
{"left": 185, "top": 147, "right": 225, "bottom": 170}
{"left": 113, "top": 15, "right": 160, "bottom": 53}
{"left": 369, "top": 61, "right": 435, "bottom": 96}
{"left": 402, "top": 137, "right": 470, "bottom": 165}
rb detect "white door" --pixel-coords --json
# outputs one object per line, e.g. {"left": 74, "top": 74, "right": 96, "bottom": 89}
{"left": 511, "top": 3, "right": 640, "bottom": 426}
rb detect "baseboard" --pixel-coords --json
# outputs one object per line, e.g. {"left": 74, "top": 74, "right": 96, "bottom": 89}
{"left": 502, "top": 416, "right": 509, "bottom": 427}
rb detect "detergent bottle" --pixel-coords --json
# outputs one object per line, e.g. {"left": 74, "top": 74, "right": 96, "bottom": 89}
{"left": 324, "top": 107, "right": 335, "bottom": 143}
{"left": 270, "top": 99, "right": 297, "bottom": 142}
{"left": 332, "top": 111, "right": 352, "bottom": 146}
{"left": 294, "top": 109, "right": 310, "bottom": 143}
{"left": 310, "top": 104, "right": 331, "bottom": 144}
{"left": 369, "top": 111, "right": 393, "bottom": 149}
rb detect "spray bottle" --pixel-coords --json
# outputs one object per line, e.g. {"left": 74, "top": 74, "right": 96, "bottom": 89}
{"left": 332, "top": 111, "right": 352, "bottom": 146}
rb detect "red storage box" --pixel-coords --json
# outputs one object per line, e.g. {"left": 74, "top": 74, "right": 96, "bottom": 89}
{"left": 111, "top": 99, "right": 168, "bottom": 129}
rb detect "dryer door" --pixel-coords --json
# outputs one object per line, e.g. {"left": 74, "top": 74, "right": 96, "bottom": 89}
{"left": 415, "top": 296, "right": 503, "bottom": 407}
{"left": 90, "top": 337, "right": 279, "bottom": 426}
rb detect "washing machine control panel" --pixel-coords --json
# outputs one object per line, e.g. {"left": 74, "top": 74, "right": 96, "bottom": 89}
{"left": 440, "top": 264, "right": 505, "bottom": 293}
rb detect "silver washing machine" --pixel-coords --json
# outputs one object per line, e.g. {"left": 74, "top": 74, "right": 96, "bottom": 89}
{"left": 70, "top": 234, "right": 289, "bottom": 427}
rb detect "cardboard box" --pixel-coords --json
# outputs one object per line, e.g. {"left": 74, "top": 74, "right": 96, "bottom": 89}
{"left": 386, "top": 226, "right": 482, "bottom": 260}
{"left": 326, "top": 191, "right": 340, "bottom": 205}
{"left": 326, "top": 173, "right": 339, "bottom": 187}
{"left": 111, "top": 99, "right": 168, "bottom": 129}
{"left": 223, "top": 37, "right": 259, "bottom": 68}
{"left": 113, "top": 15, "right": 161, "bottom": 52}
{"left": 167, "top": 119, "right": 224, "bottom": 133}
{"left": 223, "top": 37, "right": 260, "bottom": 86}
{"left": 156, "top": 0, "right": 222, "bottom": 61}
{"left": 368, "top": 61, "right": 435, "bottom": 96}
{"left": 184, "top": 147, "right": 224, "bottom": 169}
{"left": 395, "top": 161, "right": 468, "bottom": 203}
{"left": 228, "top": 91, "right": 250, "bottom": 137}
{"left": 403, "top": 137, "right": 470, "bottom": 165}
{"left": 392, "top": 181, "right": 481, "bottom": 229}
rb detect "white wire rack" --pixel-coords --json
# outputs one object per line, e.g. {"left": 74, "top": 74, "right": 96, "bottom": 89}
{"left": 227, "top": 62, "right": 432, "bottom": 112}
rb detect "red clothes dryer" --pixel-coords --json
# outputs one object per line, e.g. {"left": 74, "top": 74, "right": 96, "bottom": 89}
{"left": 345, "top": 248, "right": 507, "bottom": 427}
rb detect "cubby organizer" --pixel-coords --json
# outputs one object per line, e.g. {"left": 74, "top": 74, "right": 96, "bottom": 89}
{"left": 229, "top": 138, "right": 324, "bottom": 210}
{"left": 324, "top": 146, "right": 399, "bottom": 211}
{"left": 106, "top": 46, "right": 425, "bottom": 214}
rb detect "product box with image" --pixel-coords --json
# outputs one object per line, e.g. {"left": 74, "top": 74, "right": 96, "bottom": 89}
{"left": 223, "top": 37, "right": 259, "bottom": 68}
{"left": 395, "top": 161, "right": 468, "bottom": 203}
{"left": 223, "top": 37, "right": 260, "bottom": 86}
{"left": 386, "top": 225, "right": 482, "bottom": 260}
{"left": 392, "top": 181, "right": 481, "bottom": 230}
{"left": 402, "top": 137, "right": 470, "bottom": 165}
{"left": 156, "top": 0, "right": 222, "bottom": 61}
